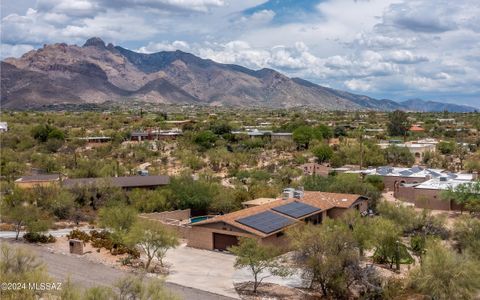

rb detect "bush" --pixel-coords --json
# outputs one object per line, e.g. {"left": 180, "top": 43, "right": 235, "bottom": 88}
{"left": 24, "top": 233, "right": 56, "bottom": 243}
{"left": 410, "top": 235, "right": 426, "bottom": 256}
{"left": 373, "top": 243, "right": 414, "bottom": 265}
{"left": 66, "top": 229, "right": 90, "bottom": 242}
{"left": 88, "top": 230, "right": 139, "bottom": 258}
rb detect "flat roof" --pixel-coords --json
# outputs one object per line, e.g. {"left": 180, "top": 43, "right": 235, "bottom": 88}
{"left": 63, "top": 175, "right": 170, "bottom": 188}
{"left": 242, "top": 198, "right": 277, "bottom": 206}
{"left": 415, "top": 178, "right": 476, "bottom": 190}
{"left": 15, "top": 174, "right": 60, "bottom": 182}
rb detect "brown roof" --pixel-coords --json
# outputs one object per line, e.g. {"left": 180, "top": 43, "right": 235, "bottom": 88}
{"left": 193, "top": 191, "right": 366, "bottom": 237}
{"left": 15, "top": 174, "right": 60, "bottom": 182}
{"left": 63, "top": 175, "right": 170, "bottom": 189}
{"left": 194, "top": 199, "right": 296, "bottom": 237}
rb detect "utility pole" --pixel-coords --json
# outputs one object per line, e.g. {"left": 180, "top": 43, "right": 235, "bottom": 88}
{"left": 358, "top": 126, "right": 364, "bottom": 170}
{"left": 395, "top": 240, "right": 400, "bottom": 271}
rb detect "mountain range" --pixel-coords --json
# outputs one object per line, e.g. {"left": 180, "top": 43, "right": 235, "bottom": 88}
{"left": 1, "top": 37, "right": 477, "bottom": 112}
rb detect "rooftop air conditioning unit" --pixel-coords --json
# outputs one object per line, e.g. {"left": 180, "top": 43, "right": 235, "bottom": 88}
{"left": 293, "top": 190, "right": 304, "bottom": 199}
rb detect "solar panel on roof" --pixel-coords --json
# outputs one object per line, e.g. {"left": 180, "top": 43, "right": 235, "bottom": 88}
{"left": 399, "top": 170, "right": 413, "bottom": 176}
{"left": 377, "top": 167, "right": 393, "bottom": 175}
{"left": 236, "top": 211, "right": 295, "bottom": 234}
{"left": 428, "top": 170, "right": 442, "bottom": 177}
{"left": 272, "top": 201, "right": 320, "bottom": 219}
{"left": 409, "top": 166, "right": 423, "bottom": 173}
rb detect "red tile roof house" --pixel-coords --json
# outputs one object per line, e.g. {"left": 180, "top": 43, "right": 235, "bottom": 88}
{"left": 409, "top": 125, "right": 425, "bottom": 132}
{"left": 187, "top": 191, "right": 368, "bottom": 251}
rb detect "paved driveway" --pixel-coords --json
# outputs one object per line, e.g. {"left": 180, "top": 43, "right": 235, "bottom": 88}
{"left": 164, "top": 243, "right": 239, "bottom": 299}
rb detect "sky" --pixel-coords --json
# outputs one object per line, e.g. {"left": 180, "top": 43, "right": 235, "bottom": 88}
{"left": 1, "top": 0, "right": 479, "bottom": 107}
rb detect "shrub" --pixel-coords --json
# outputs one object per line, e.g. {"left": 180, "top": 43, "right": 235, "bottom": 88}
{"left": 24, "top": 233, "right": 56, "bottom": 243}
{"left": 66, "top": 229, "right": 90, "bottom": 242}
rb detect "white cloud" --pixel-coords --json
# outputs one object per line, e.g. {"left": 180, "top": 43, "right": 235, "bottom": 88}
{"left": 384, "top": 50, "right": 428, "bottom": 64}
{"left": 345, "top": 79, "right": 371, "bottom": 92}
{"left": 137, "top": 40, "right": 191, "bottom": 53}
{"left": 1, "top": 44, "right": 35, "bottom": 58}
{"left": 1, "top": 0, "right": 479, "bottom": 106}
{"left": 235, "top": 9, "right": 275, "bottom": 25}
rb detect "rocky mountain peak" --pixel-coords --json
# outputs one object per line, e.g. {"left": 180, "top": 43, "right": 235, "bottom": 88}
{"left": 1, "top": 39, "right": 476, "bottom": 112}
{"left": 83, "top": 37, "right": 106, "bottom": 48}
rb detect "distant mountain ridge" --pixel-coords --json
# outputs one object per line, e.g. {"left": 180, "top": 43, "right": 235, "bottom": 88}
{"left": 399, "top": 99, "right": 477, "bottom": 112}
{"left": 0, "top": 37, "right": 476, "bottom": 112}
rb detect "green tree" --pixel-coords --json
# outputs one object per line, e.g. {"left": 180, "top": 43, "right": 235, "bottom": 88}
{"left": 313, "top": 124, "right": 333, "bottom": 140}
{"left": 293, "top": 126, "right": 314, "bottom": 149}
{"left": 288, "top": 220, "right": 359, "bottom": 297}
{"left": 229, "top": 237, "right": 289, "bottom": 293}
{"left": 408, "top": 240, "right": 480, "bottom": 300}
{"left": 384, "top": 145, "right": 415, "bottom": 166}
{"left": 341, "top": 210, "right": 374, "bottom": 256}
{"left": 168, "top": 177, "right": 215, "bottom": 211}
{"left": 2, "top": 189, "right": 53, "bottom": 240}
{"left": 31, "top": 124, "right": 65, "bottom": 142}
{"left": 441, "top": 181, "right": 480, "bottom": 213}
{"left": 126, "top": 219, "right": 179, "bottom": 271}
{"left": 376, "top": 201, "right": 421, "bottom": 233}
{"left": 193, "top": 130, "right": 217, "bottom": 150}
{"left": 371, "top": 217, "right": 406, "bottom": 270}
{"left": 452, "top": 216, "right": 480, "bottom": 260}
{"left": 98, "top": 205, "right": 138, "bottom": 243}
{"left": 129, "top": 189, "right": 171, "bottom": 213}
{"left": 311, "top": 143, "right": 333, "bottom": 163}
{"left": 437, "top": 141, "right": 456, "bottom": 155}
{"left": 333, "top": 126, "right": 347, "bottom": 138}
{"left": 387, "top": 110, "right": 410, "bottom": 138}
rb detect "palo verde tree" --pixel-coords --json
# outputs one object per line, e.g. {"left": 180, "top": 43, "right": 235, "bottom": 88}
{"left": 125, "top": 218, "right": 179, "bottom": 271}
{"left": 452, "top": 215, "right": 480, "bottom": 260}
{"left": 408, "top": 240, "right": 480, "bottom": 300}
{"left": 288, "top": 220, "right": 359, "bottom": 297}
{"left": 98, "top": 204, "right": 138, "bottom": 243}
{"left": 1, "top": 188, "right": 53, "bottom": 240}
{"left": 229, "top": 237, "right": 290, "bottom": 294}
{"left": 441, "top": 181, "right": 480, "bottom": 213}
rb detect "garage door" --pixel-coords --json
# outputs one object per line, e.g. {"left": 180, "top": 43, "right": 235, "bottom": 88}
{"left": 213, "top": 233, "right": 239, "bottom": 251}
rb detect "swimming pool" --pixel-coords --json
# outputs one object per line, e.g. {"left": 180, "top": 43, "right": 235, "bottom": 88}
{"left": 189, "top": 216, "right": 211, "bottom": 223}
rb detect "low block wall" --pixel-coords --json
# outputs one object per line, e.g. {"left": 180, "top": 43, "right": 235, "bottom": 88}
{"left": 140, "top": 209, "right": 191, "bottom": 222}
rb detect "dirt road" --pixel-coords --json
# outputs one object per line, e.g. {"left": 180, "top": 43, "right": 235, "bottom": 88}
{"left": 2, "top": 240, "right": 235, "bottom": 300}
